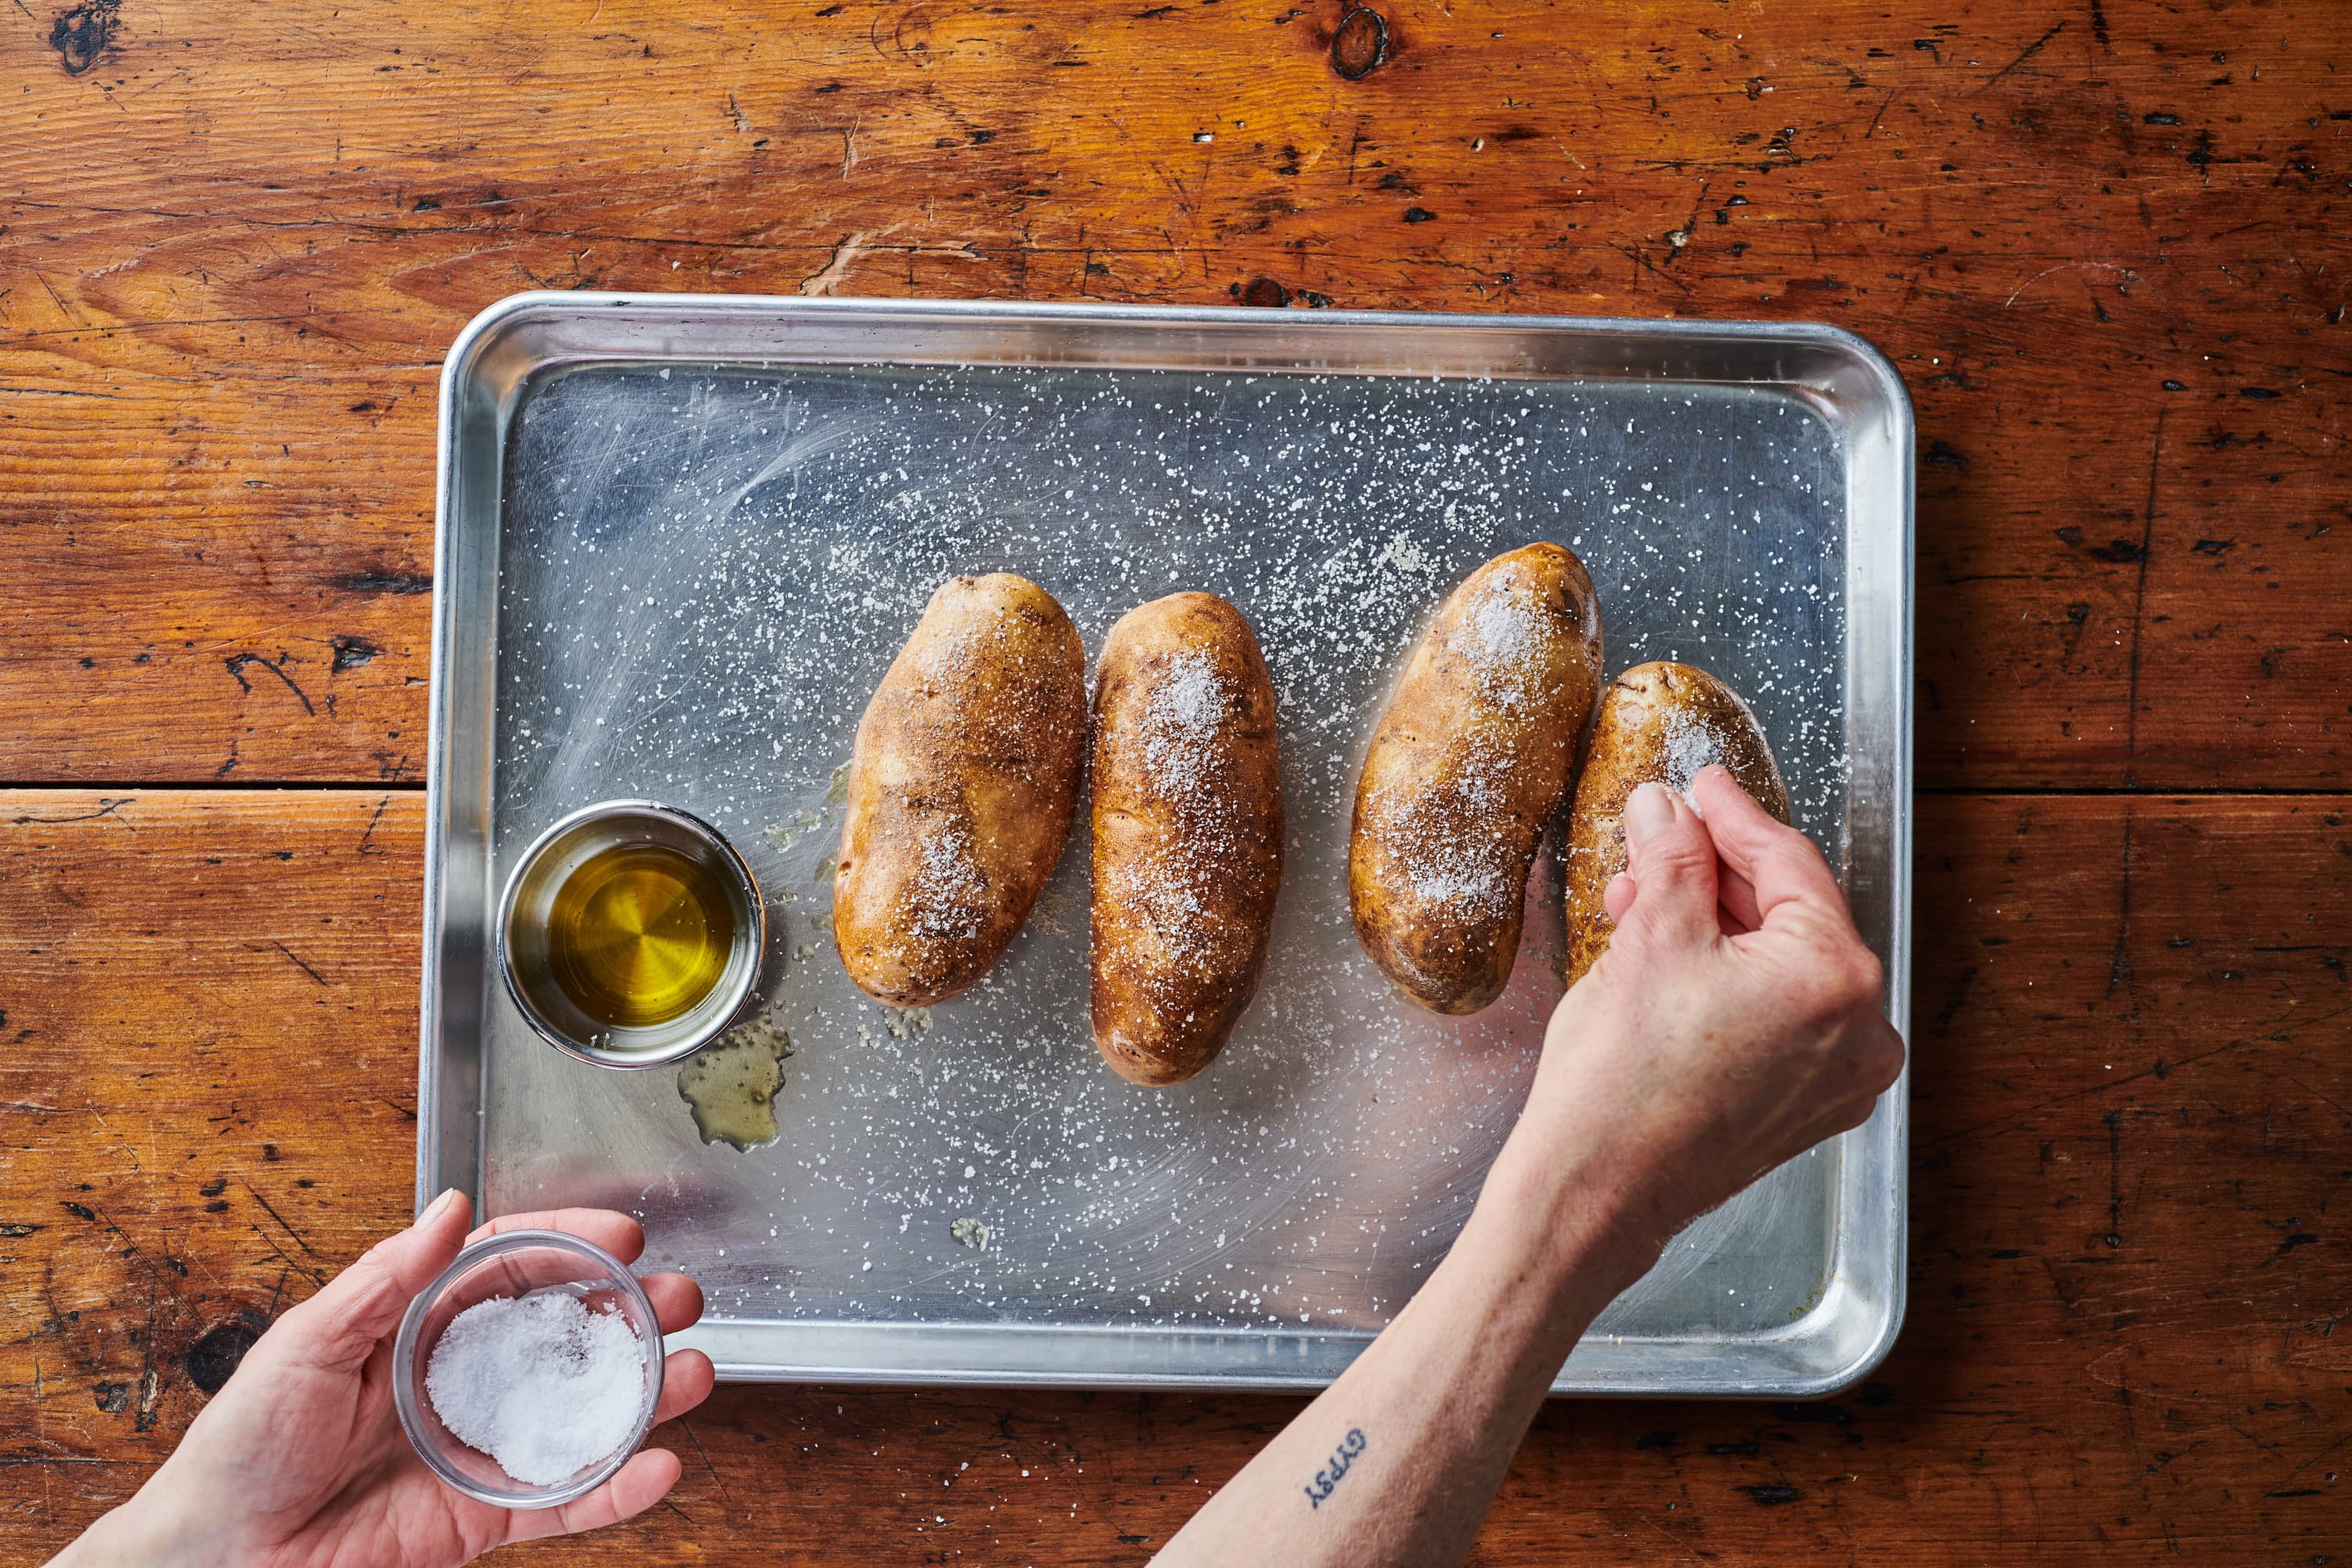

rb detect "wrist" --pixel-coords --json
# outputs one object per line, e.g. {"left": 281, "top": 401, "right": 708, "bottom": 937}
{"left": 1470, "top": 1121, "right": 1673, "bottom": 1317}
{"left": 1508, "top": 1004, "right": 1710, "bottom": 1283}
{"left": 55, "top": 1486, "right": 233, "bottom": 1568}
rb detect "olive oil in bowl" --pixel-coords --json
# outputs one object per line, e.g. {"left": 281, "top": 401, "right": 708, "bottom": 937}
{"left": 497, "top": 801, "right": 764, "bottom": 1069}
{"left": 546, "top": 844, "right": 737, "bottom": 1027}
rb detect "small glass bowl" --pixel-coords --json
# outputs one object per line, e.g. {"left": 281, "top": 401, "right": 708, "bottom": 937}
{"left": 393, "top": 1229, "right": 665, "bottom": 1509}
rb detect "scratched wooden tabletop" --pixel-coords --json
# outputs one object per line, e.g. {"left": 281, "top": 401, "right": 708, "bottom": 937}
{"left": 4, "top": 1, "right": 2348, "bottom": 1561}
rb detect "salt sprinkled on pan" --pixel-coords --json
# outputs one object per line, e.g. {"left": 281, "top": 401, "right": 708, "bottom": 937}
{"left": 425, "top": 1287, "right": 646, "bottom": 1486}
{"left": 494, "top": 356, "right": 1851, "bottom": 1336}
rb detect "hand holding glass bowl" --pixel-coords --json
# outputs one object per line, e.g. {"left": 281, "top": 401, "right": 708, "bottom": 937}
{"left": 395, "top": 1225, "right": 681, "bottom": 1508}
{"left": 53, "top": 1194, "right": 716, "bottom": 1568}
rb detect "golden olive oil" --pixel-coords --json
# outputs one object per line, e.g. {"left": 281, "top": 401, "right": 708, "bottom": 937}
{"left": 677, "top": 1020, "right": 791, "bottom": 1151}
{"left": 546, "top": 844, "right": 735, "bottom": 1028}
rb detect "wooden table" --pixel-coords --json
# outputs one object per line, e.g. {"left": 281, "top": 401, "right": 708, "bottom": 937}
{"left": 5, "top": 2, "right": 2347, "bottom": 1560}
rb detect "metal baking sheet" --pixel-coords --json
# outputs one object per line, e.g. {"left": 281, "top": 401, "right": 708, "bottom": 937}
{"left": 421, "top": 293, "right": 1911, "bottom": 1396}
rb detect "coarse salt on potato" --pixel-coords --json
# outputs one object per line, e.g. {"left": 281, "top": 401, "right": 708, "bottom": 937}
{"left": 1089, "top": 592, "right": 1284, "bottom": 1086}
{"left": 833, "top": 574, "right": 1087, "bottom": 1007}
{"left": 1561, "top": 660, "right": 1789, "bottom": 985}
{"left": 1349, "top": 543, "right": 1605, "bottom": 1015}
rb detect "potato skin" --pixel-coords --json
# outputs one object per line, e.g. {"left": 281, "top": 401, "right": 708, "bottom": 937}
{"left": 833, "top": 574, "right": 1087, "bottom": 1007}
{"left": 1562, "top": 661, "right": 1790, "bottom": 985}
{"left": 1349, "top": 543, "right": 1605, "bottom": 1014}
{"left": 1090, "top": 593, "right": 1285, "bottom": 1086}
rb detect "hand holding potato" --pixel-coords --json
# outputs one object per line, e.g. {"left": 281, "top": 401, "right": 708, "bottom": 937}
{"left": 1562, "top": 660, "right": 1788, "bottom": 985}
{"left": 1520, "top": 767, "right": 1904, "bottom": 1245}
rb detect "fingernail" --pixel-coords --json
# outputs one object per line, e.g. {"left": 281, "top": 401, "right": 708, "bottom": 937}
{"left": 1624, "top": 782, "right": 1675, "bottom": 844}
{"left": 423, "top": 1188, "right": 465, "bottom": 1225}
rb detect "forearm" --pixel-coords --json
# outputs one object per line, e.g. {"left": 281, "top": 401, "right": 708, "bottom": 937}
{"left": 1153, "top": 1136, "right": 1658, "bottom": 1568}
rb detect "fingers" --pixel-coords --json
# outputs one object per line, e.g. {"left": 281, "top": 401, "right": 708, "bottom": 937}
{"left": 653, "top": 1348, "right": 717, "bottom": 1425}
{"left": 467, "top": 1207, "right": 648, "bottom": 1265}
{"left": 268, "top": 1189, "right": 473, "bottom": 1370}
{"left": 601, "top": 1446, "right": 687, "bottom": 1524}
{"left": 1615, "top": 783, "right": 1721, "bottom": 947}
{"left": 1715, "top": 862, "right": 1763, "bottom": 932}
{"left": 1615, "top": 862, "right": 1757, "bottom": 935}
{"left": 1860, "top": 1017, "right": 1907, "bottom": 1096}
{"left": 1608, "top": 865, "right": 1756, "bottom": 935}
{"left": 641, "top": 1271, "right": 705, "bottom": 1337}
{"left": 506, "top": 1447, "right": 684, "bottom": 1544}
{"left": 1688, "top": 766, "right": 1846, "bottom": 927}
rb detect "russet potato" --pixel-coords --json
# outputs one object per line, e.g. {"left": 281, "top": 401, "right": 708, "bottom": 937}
{"left": 1089, "top": 592, "right": 1285, "bottom": 1086}
{"left": 1562, "top": 660, "right": 1789, "bottom": 985}
{"left": 1348, "top": 543, "right": 1605, "bottom": 1014}
{"left": 833, "top": 574, "right": 1087, "bottom": 1007}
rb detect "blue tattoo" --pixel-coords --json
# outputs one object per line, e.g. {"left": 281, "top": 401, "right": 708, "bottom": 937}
{"left": 1301, "top": 1427, "right": 1367, "bottom": 1510}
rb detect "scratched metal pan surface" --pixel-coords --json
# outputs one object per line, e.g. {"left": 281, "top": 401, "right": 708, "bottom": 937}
{"left": 419, "top": 293, "right": 1911, "bottom": 1396}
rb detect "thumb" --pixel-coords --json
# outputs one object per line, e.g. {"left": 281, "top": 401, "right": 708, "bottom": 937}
{"left": 267, "top": 1188, "right": 474, "bottom": 1371}
{"left": 1617, "top": 782, "right": 1721, "bottom": 946}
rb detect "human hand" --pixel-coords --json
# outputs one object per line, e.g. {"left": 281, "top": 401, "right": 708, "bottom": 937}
{"left": 1512, "top": 765, "right": 1905, "bottom": 1255}
{"left": 55, "top": 1192, "right": 716, "bottom": 1568}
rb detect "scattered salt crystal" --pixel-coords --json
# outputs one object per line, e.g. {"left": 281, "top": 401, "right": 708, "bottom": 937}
{"left": 424, "top": 1287, "right": 646, "bottom": 1486}
{"left": 1465, "top": 584, "right": 1537, "bottom": 666}
{"left": 1140, "top": 652, "right": 1225, "bottom": 795}
{"left": 1116, "top": 648, "right": 1255, "bottom": 977}
{"left": 495, "top": 358, "right": 1846, "bottom": 1338}
{"left": 1452, "top": 568, "right": 1555, "bottom": 713}
{"left": 1661, "top": 712, "right": 1724, "bottom": 796}
{"left": 903, "top": 818, "right": 985, "bottom": 946}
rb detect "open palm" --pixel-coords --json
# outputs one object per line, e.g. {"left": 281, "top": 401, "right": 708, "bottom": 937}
{"left": 64, "top": 1192, "right": 715, "bottom": 1567}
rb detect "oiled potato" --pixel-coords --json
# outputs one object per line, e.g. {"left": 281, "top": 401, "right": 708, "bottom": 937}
{"left": 833, "top": 574, "right": 1087, "bottom": 1007}
{"left": 1091, "top": 593, "right": 1284, "bottom": 1086}
{"left": 1349, "top": 543, "right": 1605, "bottom": 1014}
{"left": 1562, "top": 661, "right": 1789, "bottom": 984}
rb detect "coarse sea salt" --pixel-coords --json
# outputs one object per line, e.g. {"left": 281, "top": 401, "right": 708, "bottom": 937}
{"left": 1661, "top": 711, "right": 1725, "bottom": 797}
{"left": 424, "top": 1287, "right": 647, "bottom": 1487}
{"left": 1140, "top": 651, "right": 1225, "bottom": 797}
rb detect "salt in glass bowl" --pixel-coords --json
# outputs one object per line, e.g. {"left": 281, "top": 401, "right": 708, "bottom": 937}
{"left": 393, "top": 1228, "right": 665, "bottom": 1509}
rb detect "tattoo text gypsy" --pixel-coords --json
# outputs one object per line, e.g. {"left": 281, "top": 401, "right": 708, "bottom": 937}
{"left": 1302, "top": 1428, "right": 1367, "bottom": 1510}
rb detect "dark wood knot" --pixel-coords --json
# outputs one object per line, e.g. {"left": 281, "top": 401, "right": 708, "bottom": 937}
{"left": 186, "top": 1319, "right": 263, "bottom": 1396}
{"left": 1330, "top": 6, "right": 1387, "bottom": 80}
{"left": 49, "top": 0, "right": 120, "bottom": 75}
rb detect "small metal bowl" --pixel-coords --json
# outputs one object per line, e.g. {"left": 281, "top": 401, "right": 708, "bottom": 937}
{"left": 393, "top": 1228, "right": 664, "bottom": 1509}
{"left": 496, "top": 800, "right": 764, "bottom": 1069}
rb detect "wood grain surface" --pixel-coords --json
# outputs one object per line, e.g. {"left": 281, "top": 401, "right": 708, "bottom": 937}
{"left": 4, "top": 0, "right": 2350, "bottom": 1562}
{"left": 3, "top": 791, "right": 2345, "bottom": 1560}
{"left": 3, "top": 0, "right": 2346, "bottom": 788}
